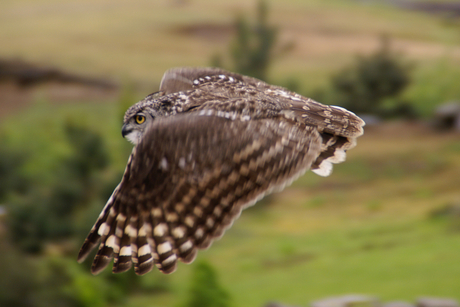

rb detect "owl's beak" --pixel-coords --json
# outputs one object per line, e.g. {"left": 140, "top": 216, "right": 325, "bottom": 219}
{"left": 121, "top": 124, "right": 132, "bottom": 138}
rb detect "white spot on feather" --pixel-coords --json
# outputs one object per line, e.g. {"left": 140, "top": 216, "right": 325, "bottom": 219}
{"left": 195, "top": 227, "right": 205, "bottom": 239}
{"left": 139, "top": 224, "right": 148, "bottom": 236}
{"left": 125, "top": 224, "right": 137, "bottom": 237}
{"left": 154, "top": 223, "right": 168, "bottom": 237}
{"left": 158, "top": 242, "right": 172, "bottom": 255}
{"left": 178, "top": 157, "right": 186, "bottom": 169}
{"left": 185, "top": 216, "right": 195, "bottom": 227}
{"left": 152, "top": 208, "right": 162, "bottom": 217}
{"left": 327, "top": 150, "right": 346, "bottom": 163}
{"left": 98, "top": 223, "right": 109, "bottom": 236}
{"left": 106, "top": 235, "right": 116, "bottom": 248}
{"left": 180, "top": 240, "right": 193, "bottom": 253}
{"left": 138, "top": 244, "right": 151, "bottom": 256}
{"left": 312, "top": 162, "right": 332, "bottom": 177}
{"left": 162, "top": 254, "right": 177, "bottom": 265}
{"left": 120, "top": 246, "right": 131, "bottom": 256}
{"left": 160, "top": 158, "right": 168, "bottom": 170}
{"left": 206, "top": 217, "right": 215, "bottom": 228}
{"left": 172, "top": 226, "right": 186, "bottom": 239}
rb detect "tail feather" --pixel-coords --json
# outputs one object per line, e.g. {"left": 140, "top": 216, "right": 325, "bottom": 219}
{"left": 311, "top": 134, "right": 356, "bottom": 177}
{"left": 290, "top": 101, "right": 364, "bottom": 177}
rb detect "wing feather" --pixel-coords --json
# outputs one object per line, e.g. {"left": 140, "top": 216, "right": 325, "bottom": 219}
{"left": 79, "top": 67, "right": 365, "bottom": 275}
{"left": 78, "top": 113, "right": 323, "bottom": 275}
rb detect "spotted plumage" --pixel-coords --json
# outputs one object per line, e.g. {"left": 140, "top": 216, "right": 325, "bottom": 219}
{"left": 77, "top": 67, "right": 365, "bottom": 275}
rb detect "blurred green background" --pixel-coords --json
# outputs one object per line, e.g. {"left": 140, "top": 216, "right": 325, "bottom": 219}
{"left": 1, "top": 0, "right": 460, "bottom": 307}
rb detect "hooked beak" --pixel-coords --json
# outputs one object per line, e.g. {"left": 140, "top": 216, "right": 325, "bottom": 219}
{"left": 121, "top": 124, "right": 132, "bottom": 138}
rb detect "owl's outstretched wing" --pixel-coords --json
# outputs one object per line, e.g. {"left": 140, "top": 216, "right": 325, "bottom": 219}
{"left": 78, "top": 112, "right": 323, "bottom": 275}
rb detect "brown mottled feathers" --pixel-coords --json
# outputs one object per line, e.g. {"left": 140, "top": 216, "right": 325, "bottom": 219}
{"left": 78, "top": 67, "right": 364, "bottom": 275}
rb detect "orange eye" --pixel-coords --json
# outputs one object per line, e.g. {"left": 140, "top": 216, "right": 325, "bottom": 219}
{"left": 135, "top": 115, "right": 145, "bottom": 124}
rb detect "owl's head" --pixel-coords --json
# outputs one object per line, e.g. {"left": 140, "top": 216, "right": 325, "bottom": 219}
{"left": 121, "top": 110, "right": 155, "bottom": 145}
{"left": 122, "top": 92, "right": 163, "bottom": 145}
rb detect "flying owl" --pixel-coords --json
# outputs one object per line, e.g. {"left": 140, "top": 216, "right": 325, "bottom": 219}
{"left": 78, "top": 67, "right": 365, "bottom": 276}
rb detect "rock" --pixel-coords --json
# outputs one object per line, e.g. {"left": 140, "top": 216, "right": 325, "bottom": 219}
{"left": 264, "top": 302, "right": 301, "bottom": 307}
{"left": 417, "top": 297, "right": 459, "bottom": 307}
{"left": 433, "top": 101, "right": 460, "bottom": 131}
{"left": 311, "top": 294, "right": 380, "bottom": 307}
{"left": 383, "top": 301, "right": 415, "bottom": 307}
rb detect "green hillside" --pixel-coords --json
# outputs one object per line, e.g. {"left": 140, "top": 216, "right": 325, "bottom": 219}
{"left": 1, "top": 1, "right": 459, "bottom": 307}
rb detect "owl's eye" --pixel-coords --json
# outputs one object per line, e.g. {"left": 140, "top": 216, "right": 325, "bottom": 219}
{"left": 135, "top": 115, "right": 146, "bottom": 124}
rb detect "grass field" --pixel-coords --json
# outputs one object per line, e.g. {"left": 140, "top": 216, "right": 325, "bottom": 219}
{"left": 1, "top": 1, "right": 460, "bottom": 307}
{"left": 1, "top": 0, "right": 460, "bottom": 98}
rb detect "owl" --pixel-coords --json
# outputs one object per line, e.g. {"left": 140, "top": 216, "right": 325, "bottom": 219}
{"left": 78, "top": 67, "right": 365, "bottom": 275}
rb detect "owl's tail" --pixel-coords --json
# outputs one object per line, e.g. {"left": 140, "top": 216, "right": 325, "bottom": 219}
{"left": 290, "top": 100, "right": 365, "bottom": 177}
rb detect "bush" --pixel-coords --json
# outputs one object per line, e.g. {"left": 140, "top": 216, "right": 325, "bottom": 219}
{"left": 7, "top": 121, "right": 111, "bottom": 253}
{"left": 0, "top": 237, "right": 38, "bottom": 307}
{"left": 211, "top": 0, "right": 293, "bottom": 83}
{"left": 230, "top": 0, "right": 276, "bottom": 81}
{"left": 184, "top": 260, "right": 230, "bottom": 307}
{"left": 329, "top": 36, "right": 413, "bottom": 117}
{"left": 0, "top": 143, "right": 28, "bottom": 201}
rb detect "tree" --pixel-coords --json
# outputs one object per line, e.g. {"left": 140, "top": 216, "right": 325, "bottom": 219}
{"left": 212, "top": 0, "right": 293, "bottom": 82}
{"left": 330, "top": 36, "right": 413, "bottom": 117}
{"left": 8, "top": 121, "right": 110, "bottom": 253}
{"left": 0, "top": 144, "right": 28, "bottom": 202}
{"left": 230, "top": 0, "right": 276, "bottom": 81}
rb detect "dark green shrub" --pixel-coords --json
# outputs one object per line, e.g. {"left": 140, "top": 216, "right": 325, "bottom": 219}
{"left": 212, "top": 0, "right": 293, "bottom": 83}
{"left": 8, "top": 122, "right": 110, "bottom": 253}
{"left": 330, "top": 36, "right": 413, "bottom": 117}
{"left": 0, "top": 144, "right": 28, "bottom": 201}
{"left": 184, "top": 260, "right": 230, "bottom": 307}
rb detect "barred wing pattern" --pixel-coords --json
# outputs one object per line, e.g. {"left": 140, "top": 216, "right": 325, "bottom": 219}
{"left": 78, "top": 67, "right": 365, "bottom": 275}
{"left": 78, "top": 114, "right": 322, "bottom": 275}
